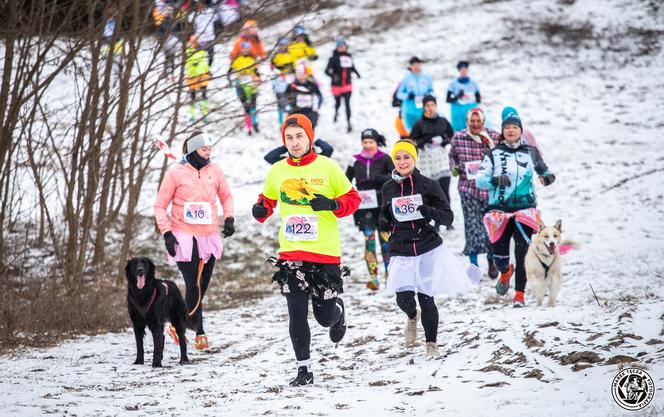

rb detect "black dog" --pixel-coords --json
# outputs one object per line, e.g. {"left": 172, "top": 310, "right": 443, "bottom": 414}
{"left": 125, "top": 257, "right": 189, "bottom": 367}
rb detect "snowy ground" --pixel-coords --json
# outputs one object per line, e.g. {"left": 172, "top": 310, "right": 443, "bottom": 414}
{"left": 3, "top": 0, "right": 664, "bottom": 415}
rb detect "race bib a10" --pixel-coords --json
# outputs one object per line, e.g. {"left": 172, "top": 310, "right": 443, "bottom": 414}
{"left": 358, "top": 189, "right": 378, "bottom": 209}
{"left": 296, "top": 94, "right": 314, "bottom": 109}
{"left": 392, "top": 194, "right": 424, "bottom": 222}
{"left": 183, "top": 202, "right": 213, "bottom": 225}
{"left": 284, "top": 214, "right": 318, "bottom": 241}
{"left": 339, "top": 56, "right": 353, "bottom": 68}
{"left": 464, "top": 160, "right": 482, "bottom": 180}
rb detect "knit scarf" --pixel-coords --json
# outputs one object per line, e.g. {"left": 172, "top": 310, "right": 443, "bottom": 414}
{"left": 360, "top": 149, "right": 378, "bottom": 159}
{"left": 185, "top": 151, "right": 210, "bottom": 170}
{"left": 391, "top": 169, "right": 412, "bottom": 183}
{"left": 468, "top": 130, "right": 495, "bottom": 149}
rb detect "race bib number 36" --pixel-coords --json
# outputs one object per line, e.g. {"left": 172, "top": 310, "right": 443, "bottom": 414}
{"left": 183, "top": 202, "right": 213, "bottom": 225}
{"left": 284, "top": 215, "right": 318, "bottom": 241}
{"left": 392, "top": 194, "right": 424, "bottom": 222}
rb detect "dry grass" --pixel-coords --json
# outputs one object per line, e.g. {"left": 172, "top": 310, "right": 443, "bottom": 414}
{"left": 0, "top": 216, "right": 279, "bottom": 354}
{"left": 0, "top": 278, "right": 127, "bottom": 353}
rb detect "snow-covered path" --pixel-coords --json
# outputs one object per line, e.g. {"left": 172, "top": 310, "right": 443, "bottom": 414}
{"left": 3, "top": 0, "right": 664, "bottom": 415}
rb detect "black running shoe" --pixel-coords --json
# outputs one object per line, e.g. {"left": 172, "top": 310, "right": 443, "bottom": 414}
{"left": 254, "top": 123, "right": 260, "bottom": 133}
{"left": 329, "top": 298, "right": 347, "bottom": 343}
{"left": 289, "top": 366, "right": 314, "bottom": 386}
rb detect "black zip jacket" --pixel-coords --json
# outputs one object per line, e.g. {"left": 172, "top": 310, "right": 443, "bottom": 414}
{"left": 325, "top": 51, "right": 361, "bottom": 87}
{"left": 409, "top": 115, "right": 454, "bottom": 149}
{"left": 380, "top": 169, "right": 453, "bottom": 257}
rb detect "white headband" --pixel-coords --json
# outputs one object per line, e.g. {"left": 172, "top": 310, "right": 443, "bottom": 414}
{"left": 187, "top": 132, "right": 213, "bottom": 155}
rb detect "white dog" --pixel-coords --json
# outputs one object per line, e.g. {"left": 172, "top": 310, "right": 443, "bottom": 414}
{"left": 526, "top": 220, "right": 562, "bottom": 307}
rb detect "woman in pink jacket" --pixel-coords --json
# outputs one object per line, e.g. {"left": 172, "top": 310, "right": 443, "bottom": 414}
{"left": 154, "top": 131, "right": 235, "bottom": 350}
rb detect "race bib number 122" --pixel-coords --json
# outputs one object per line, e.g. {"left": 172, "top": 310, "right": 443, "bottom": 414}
{"left": 284, "top": 215, "right": 318, "bottom": 241}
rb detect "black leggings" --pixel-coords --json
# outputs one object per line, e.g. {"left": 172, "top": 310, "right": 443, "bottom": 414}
{"left": 438, "top": 176, "right": 451, "bottom": 207}
{"left": 285, "top": 291, "right": 342, "bottom": 361}
{"left": 176, "top": 238, "right": 215, "bottom": 335}
{"left": 491, "top": 218, "right": 533, "bottom": 292}
{"left": 334, "top": 92, "right": 351, "bottom": 123}
{"left": 396, "top": 291, "right": 439, "bottom": 343}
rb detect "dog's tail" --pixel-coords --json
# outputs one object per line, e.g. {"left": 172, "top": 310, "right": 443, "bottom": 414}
{"left": 560, "top": 239, "right": 579, "bottom": 255}
{"left": 185, "top": 315, "right": 199, "bottom": 331}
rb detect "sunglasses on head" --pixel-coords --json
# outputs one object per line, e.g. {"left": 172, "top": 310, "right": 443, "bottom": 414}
{"left": 286, "top": 118, "right": 301, "bottom": 127}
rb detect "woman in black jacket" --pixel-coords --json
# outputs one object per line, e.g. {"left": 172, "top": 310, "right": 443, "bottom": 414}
{"left": 380, "top": 140, "right": 476, "bottom": 358}
{"left": 325, "top": 38, "right": 360, "bottom": 132}
{"left": 346, "top": 129, "right": 394, "bottom": 290}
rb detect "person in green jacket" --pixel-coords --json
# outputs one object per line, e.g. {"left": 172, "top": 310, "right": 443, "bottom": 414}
{"left": 186, "top": 36, "right": 210, "bottom": 122}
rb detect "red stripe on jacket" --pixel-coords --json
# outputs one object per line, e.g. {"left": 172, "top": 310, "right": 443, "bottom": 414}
{"left": 333, "top": 187, "right": 361, "bottom": 218}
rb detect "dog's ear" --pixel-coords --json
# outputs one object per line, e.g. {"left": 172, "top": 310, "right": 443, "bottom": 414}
{"left": 538, "top": 220, "right": 546, "bottom": 232}
{"left": 554, "top": 219, "right": 562, "bottom": 232}
{"left": 125, "top": 259, "right": 133, "bottom": 281}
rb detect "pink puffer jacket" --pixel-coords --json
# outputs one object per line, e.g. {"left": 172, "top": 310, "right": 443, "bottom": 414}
{"left": 154, "top": 162, "right": 234, "bottom": 236}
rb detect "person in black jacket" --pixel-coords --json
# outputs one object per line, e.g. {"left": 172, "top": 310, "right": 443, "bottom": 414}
{"left": 409, "top": 95, "right": 455, "bottom": 229}
{"left": 264, "top": 138, "right": 334, "bottom": 165}
{"left": 285, "top": 67, "right": 323, "bottom": 127}
{"left": 380, "top": 140, "right": 476, "bottom": 358}
{"left": 325, "top": 38, "right": 360, "bottom": 133}
{"left": 345, "top": 129, "right": 394, "bottom": 290}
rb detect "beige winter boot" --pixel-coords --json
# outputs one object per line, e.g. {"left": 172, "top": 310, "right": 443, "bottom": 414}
{"left": 425, "top": 342, "right": 441, "bottom": 358}
{"left": 404, "top": 309, "right": 420, "bottom": 346}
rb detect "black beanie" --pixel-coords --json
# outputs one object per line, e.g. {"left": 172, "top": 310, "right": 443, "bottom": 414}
{"left": 422, "top": 94, "right": 436, "bottom": 106}
{"left": 361, "top": 128, "right": 386, "bottom": 147}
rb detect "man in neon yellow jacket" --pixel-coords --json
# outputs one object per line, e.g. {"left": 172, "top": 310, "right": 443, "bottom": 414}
{"left": 252, "top": 114, "right": 360, "bottom": 386}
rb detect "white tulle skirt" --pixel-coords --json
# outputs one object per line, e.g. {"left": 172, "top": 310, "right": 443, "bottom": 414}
{"left": 385, "top": 243, "right": 481, "bottom": 297}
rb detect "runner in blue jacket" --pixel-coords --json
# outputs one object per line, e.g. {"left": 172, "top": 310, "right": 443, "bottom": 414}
{"left": 396, "top": 56, "right": 433, "bottom": 133}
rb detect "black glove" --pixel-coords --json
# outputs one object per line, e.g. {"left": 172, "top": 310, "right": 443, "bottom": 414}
{"left": 492, "top": 175, "right": 511, "bottom": 187}
{"left": 252, "top": 199, "right": 269, "bottom": 220}
{"left": 222, "top": 217, "right": 235, "bottom": 237}
{"left": 408, "top": 92, "right": 415, "bottom": 100}
{"left": 456, "top": 89, "right": 465, "bottom": 99}
{"left": 541, "top": 174, "right": 556, "bottom": 186}
{"left": 310, "top": 193, "right": 339, "bottom": 211}
{"left": 418, "top": 205, "right": 435, "bottom": 221}
{"left": 378, "top": 217, "right": 391, "bottom": 232}
{"left": 163, "top": 231, "right": 178, "bottom": 257}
